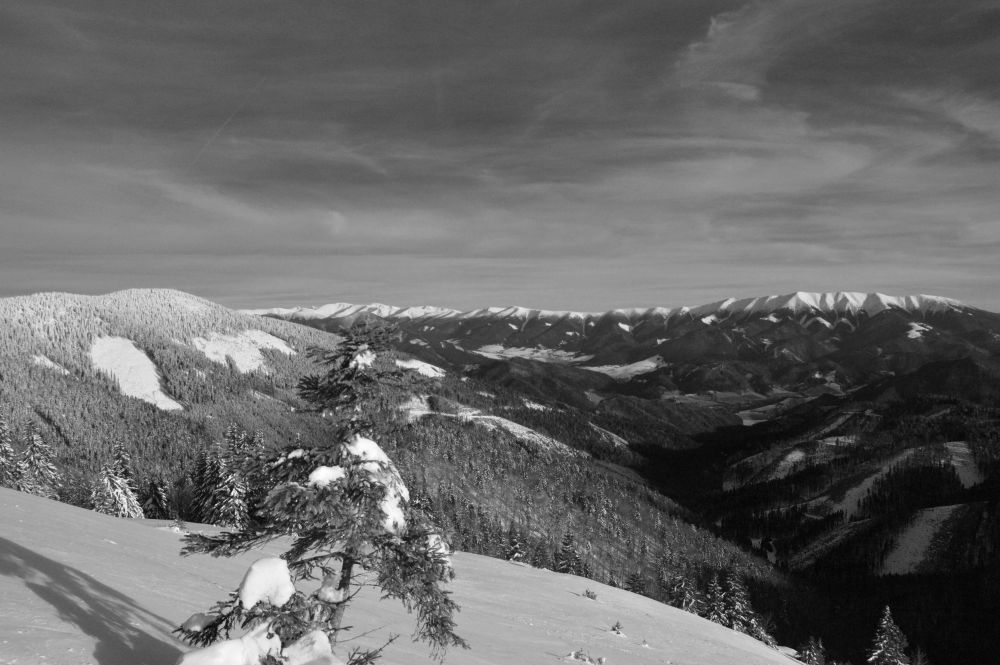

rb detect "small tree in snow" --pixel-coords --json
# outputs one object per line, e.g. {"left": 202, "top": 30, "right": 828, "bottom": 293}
{"left": 867, "top": 606, "right": 910, "bottom": 665}
{"left": 175, "top": 324, "right": 465, "bottom": 664}
{"left": 16, "top": 422, "right": 61, "bottom": 499}
{"left": 91, "top": 462, "right": 145, "bottom": 519}
{"left": 704, "top": 574, "right": 727, "bottom": 625}
{"left": 665, "top": 572, "right": 702, "bottom": 614}
{"left": 0, "top": 415, "right": 18, "bottom": 488}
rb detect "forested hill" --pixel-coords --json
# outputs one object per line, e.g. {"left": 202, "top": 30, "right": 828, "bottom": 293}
{"left": 0, "top": 289, "right": 799, "bottom": 651}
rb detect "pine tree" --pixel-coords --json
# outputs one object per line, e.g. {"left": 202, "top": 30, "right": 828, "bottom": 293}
{"left": 17, "top": 422, "right": 61, "bottom": 499}
{"left": 666, "top": 572, "right": 702, "bottom": 614}
{"left": 723, "top": 572, "right": 752, "bottom": 633}
{"left": 91, "top": 462, "right": 145, "bottom": 519}
{"left": 704, "top": 574, "right": 727, "bottom": 625}
{"left": 142, "top": 477, "right": 172, "bottom": 519}
{"left": 867, "top": 606, "right": 910, "bottom": 665}
{"left": 801, "top": 637, "right": 827, "bottom": 665}
{"left": 555, "top": 532, "right": 581, "bottom": 574}
{"left": 175, "top": 324, "right": 466, "bottom": 664}
{"left": 625, "top": 571, "right": 646, "bottom": 595}
{"left": 0, "top": 415, "right": 18, "bottom": 488}
{"left": 503, "top": 523, "right": 527, "bottom": 561}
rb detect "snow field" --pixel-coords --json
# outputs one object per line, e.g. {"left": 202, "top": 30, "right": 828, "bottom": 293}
{"left": 944, "top": 441, "right": 983, "bottom": 488}
{"left": 191, "top": 330, "right": 295, "bottom": 373}
{"left": 0, "top": 488, "right": 796, "bottom": 665}
{"left": 880, "top": 505, "right": 960, "bottom": 576}
{"left": 395, "top": 358, "right": 446, "bottom": 378}
{"left": 32, "top": 354, "right": 70, "bottom": 375}
{"left": 90, "top": 336, "right": 183, "bottom": 411}
{"left": 582, "top": 356, "right": 665, "bottom": 380}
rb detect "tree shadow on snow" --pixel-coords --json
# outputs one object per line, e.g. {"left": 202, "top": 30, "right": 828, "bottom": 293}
{"left": 0, "top": 537, "right": 182, "bottom": 665}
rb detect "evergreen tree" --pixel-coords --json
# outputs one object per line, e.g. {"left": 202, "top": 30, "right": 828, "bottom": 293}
{"left": 175, "top": 324, "right": 465, "bottom": 664}
{"left": 666, "top": 572, "right": 702, "bottom": 614}
{"left": 704, "top": 574, "right": 727, "bottom": 625}
{"left": 555, "top": 532, "right": 581, "bottom": 574}
{"left": 800, "top": 637, "right": 827, "bottom": 665}
{"left": 867, "top": 606, "right": 910, "bottom": 665}
{"left": 0, "top": 415, "right": 18, "bottom": 488}
{"left": 723, "top": 572, "right": 753, "bottom": 633}
{"left": 142, "top": 476, "right": 172, "bottom": 519}
{"left": 503, "top": 523, "right": 527, "bottom": 561}
{"left": 17, "top": 422, "right": 61, "bottom": 499}
{"left": 91, "top": 462, "right": 145, "bottom": 519}
{"left": 625, "top": 571, "right": 646, "bottom": 595}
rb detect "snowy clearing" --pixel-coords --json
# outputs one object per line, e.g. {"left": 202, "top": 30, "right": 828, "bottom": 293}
{"left": 32, "top": 354, "right": 70, "bottom": 375}
{"left": 523, "top": 400, "right": 551, "bottom": 411}
{"left": 90, "top": 336, "right": 183, "bottom": 411}
{"left": 472, "top": 345, "right": 593, "bottom": 363}
{"left": 906, "top": 322, "right": 931, "bottom": 339}
{"left": 944, "top": 441, "right": 983, "bottom": 488}
{"left": 880, "top": 505, "right": 960, "bottom": 576}
{"left": 582, "top": 356, "right": 665, "bottom": 380}
{"left": 191, "top": 330, "right": 295, "bottom": 373}
{"left": 769, "top": 450, "right": 806, "bottom": 481}
{"left": 829, "top": 450, "right": 915, "bottom": 520}
{"left": 0, "top": 488, "right": 793, "bottom": 665}
{"left": 589, "top": 423, "right": 629, "bottom": 449}
{"left": 395, "top": 358, "right": 446, "bottom": 378}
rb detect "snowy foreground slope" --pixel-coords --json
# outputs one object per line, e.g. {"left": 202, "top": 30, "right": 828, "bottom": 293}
{"left": 0, "top": 489, "right": 796, "bottom": 665}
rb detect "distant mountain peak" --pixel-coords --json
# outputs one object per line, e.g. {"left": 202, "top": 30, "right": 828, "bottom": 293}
{"left": 245, "top": 291, "right": 968, "bottom": 323}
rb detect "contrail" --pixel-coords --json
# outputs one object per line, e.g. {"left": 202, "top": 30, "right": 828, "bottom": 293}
{"left": 189, "top": 78, "right": 264, "bottom": 167}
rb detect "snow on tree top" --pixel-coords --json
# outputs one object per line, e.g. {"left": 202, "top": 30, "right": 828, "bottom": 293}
{"left": 308, "top": 465, "right": 346, "bottom": 488}
{"left": 238, "top": 558, "right": 295, "bottom": 609}
{"left": 344, "top": 434, "right": 391, "bottom": 465}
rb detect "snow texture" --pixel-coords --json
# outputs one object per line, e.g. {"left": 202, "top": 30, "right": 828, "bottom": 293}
{"left": 283, "top": 630, "right": 346, "bottom": 665}
{"left": 582, "top": 356, "right": 665, "bottom": 380}
{"left": 945, "top": 441, "right": 983, "bottom": 488}
{"left": 395, "top": 358, "right": 446, "bottom": 378}
{"left": 0, "top": 487, "right": 796, "bottom": 665}
{"left": 308, "top": 466, "right": 346, "bottom": 488}
{"left": 349, "top": 348, "right": 376, "bottom": 370}
{"left": 177, "top": 623, "right": 281, "bottom": 665}
{"left": 191, "top": 330, "right": 294, "bottom": 373}
{"left": 238, "top": 558, "right": 295, "bottom": 609}
{"left": 473, "top": 345, "right": 593, "bottom": 364}
{"left": 181, "top": 613, "right": 217, "bottom": 632}
{"left": 90, "top": 336, "right": 183, "bottom": 410}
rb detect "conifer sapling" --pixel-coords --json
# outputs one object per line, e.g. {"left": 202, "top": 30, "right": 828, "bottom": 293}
{"left": 174, "top": 323, "right": 466, "bottom": 664}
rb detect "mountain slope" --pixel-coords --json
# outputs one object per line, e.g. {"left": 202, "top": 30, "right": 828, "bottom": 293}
{"left": 0, "top": 488, "right": 796, "bottom": 665}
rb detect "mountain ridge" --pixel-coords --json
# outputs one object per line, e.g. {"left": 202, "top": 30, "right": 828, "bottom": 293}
{"left": 243, "top": 291, "right": 974, "bottom": 323}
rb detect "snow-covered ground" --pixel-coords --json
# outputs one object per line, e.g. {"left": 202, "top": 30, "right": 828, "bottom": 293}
{"left": 472, "top": 345, "right": 593, "bottom": 364}
{"left": 880, "top": 505, "right": 960, "bottom": 576}
{"left": 769, "top": 450, "right": 806, "bottom": 481}
{"left": 191, "top": 330, "right": 295, "bottom": 373}
{"left": 0, "top": 488, "right": 795, "bottom": 665}
{"left": 32, "top": 354, "right": 70, "bottom": 375}
{"left": 944, "top": 441, "right": 983, "bottom": 488}
{"left": 589, "top": 423, "right": 629, "bottom": 449}
{"left": 395, "top": 358, "right": 446, "bottom": 378}
{"left": 90, "top": 336, "right": 183, "bottom": 411}
{"left": 581, "top": 356, "right": 665, "bottom": 380}
{"left": 825, "top": 450, "right": 916, "bottom": 520}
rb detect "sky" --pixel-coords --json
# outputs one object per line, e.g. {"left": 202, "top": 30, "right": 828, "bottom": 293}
{"left": 1, "top": 0, "right": 999, "bottom": 312}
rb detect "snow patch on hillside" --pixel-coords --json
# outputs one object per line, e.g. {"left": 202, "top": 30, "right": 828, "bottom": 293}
{"left": 395, "top": 358, "right": 446, "bottom": 378}
{"left": 880, "top": 505, "right": 960, "bottom": 575}
{"left": 473, "top": 345, "right": 593, "bottom": 363}
{"left": 32, "top": 354, "right": 70, "bottom": 375}
{"left": 589, "top": 423, "right": 629, "bottom": 449}
{"left": 945, "top": 441, "right": 983, "bottom": 488}
{"left": 830, "top": 450, "right": 916, "bottom": 519}
{"left": 582, "top": 356, "right": 665, "bottom": 380}
{"left": 906, "top": 322, "right": 930, "bottom": 339}
{"left": 90, "top": 336, "right": 183, "bottom": 410}
{"left": 192, "top": 330, "right": 295, "bottom": 373}
{"left": 769, "top": 449, "right": 806, "bottom": 480}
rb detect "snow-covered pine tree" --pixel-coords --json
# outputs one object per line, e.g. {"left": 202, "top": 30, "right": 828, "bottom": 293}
{"left": 504, "top": 523, "right": 527, "bottom": 561}
{"left": 175, "top": 323, "right": 466, "bottom": 665}
{"left": 867, "top": 606, "right": 910, "bottom": 665}
{"left": 207, "top": 455, "right": 250, "bottom": 529}
{"left": 91, "top": 462, "right": 145, "bottom": 518}
{"left": 704, "top": 574, "right": 727, "bottom": 625}
{"left": 723, "top": 572, "right": 775, "bottom": 646}
{"left": 140, "top": 476, "right": 172, "bottom": 519}
{"left": 0, "top": 414, "right": 18, "bottom": 488}
{"left": 666, "top": 572, "right": 702, "bottom": 614}
{"left": 555, "top": 532, "right": 582, "bottom": 574}
{"left": 800, "top": 636, "right": 827, "bottom": 665}
{"left": 17, "top": 422, "right": 61, "bottom": 499}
